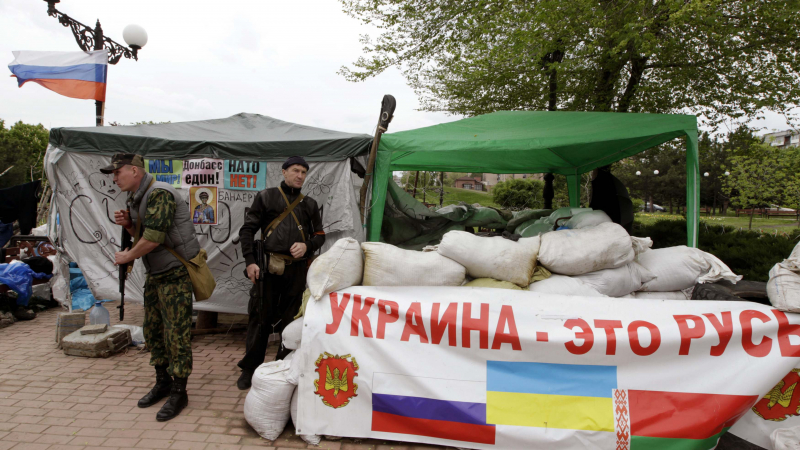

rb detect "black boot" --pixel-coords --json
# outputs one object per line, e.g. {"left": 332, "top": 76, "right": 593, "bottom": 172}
{"left": 237, "top": 367, "right": 254, "bottom": 390}
{"left": 138, "top": 365, "right": 172, "bottom": 408}
{"left": 156, "top": 377, "right": 188, "bottom": 422}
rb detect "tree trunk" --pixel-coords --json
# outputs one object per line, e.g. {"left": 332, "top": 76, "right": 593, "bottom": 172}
{"left": 749, "top": 210, "right": 754, "bottom": 230}
{"left": 412, "top": 171, "right": 419, "bottom": 198}
{"left": 617, "top": 56, "right": 649, "bottom": 113}
{"left": 439, "top": 172, "right": 445, "bottom": 207}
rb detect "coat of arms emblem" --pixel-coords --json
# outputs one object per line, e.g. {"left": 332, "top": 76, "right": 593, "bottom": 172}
{"left": 753, "top": 368, "right": 800, "bottom": 421}
{"left": 314, "top": 352, "right": 359, "bottom": 408}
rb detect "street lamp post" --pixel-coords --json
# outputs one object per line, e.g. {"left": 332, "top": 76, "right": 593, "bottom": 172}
{"left": 44, "top": 0, "right": 147, "bottom": 126}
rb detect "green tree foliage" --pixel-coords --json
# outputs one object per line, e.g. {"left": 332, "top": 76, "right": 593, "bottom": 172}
{"left": 492, "top": 178, "right": 545, "bottom": 209}
{"left": 0, "top": 120, "right": 49, "bottom": 189}
{"left": 722, "top": 143, "right": 791, "bottom": 229}
{"left": 340, "top": 0, "right": 799, "bottom": 125}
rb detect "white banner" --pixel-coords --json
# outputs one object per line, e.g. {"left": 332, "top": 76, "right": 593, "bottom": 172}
{"left": 297, "top": 287, "right": 800, "bottom": 449}
{"left": 45, "top": 148, "right": 365, "bottom": 313}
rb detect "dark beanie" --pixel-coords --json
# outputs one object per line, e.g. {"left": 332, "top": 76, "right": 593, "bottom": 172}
{"left": 282, "top": 156, "right": 309, "bottom": 171}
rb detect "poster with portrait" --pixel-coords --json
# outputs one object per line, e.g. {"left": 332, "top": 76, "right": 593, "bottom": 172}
{"left": 190, "top": 186, "right": 218, "bottom": 225}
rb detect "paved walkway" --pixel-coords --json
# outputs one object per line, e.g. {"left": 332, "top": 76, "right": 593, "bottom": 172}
{"left": 0, "top": 301, "right": 448, "bottom": 450}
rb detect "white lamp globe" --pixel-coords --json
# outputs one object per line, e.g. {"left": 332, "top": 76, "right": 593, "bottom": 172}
{"left": 635, "top": 171, "right": 641, "bottom": 176}
{"left": 704, "top": 172, "right": 710, "bottom": 177}
{"left": 653, "top": 170, "right": 659, "bottom": 175}
{"left": 123, "top": 24, "right": 148, "bottom": 48}
{"left": 725, "top": 171, "right": 730, "bottom": 176}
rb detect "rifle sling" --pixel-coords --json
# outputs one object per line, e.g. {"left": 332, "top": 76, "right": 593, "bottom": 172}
{"left": 264, "top": 189, "right": 305, "bottom": 242}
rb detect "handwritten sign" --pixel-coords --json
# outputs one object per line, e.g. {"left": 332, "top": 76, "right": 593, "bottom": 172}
{"left": 145, "top": 159, "right": 182, "bottom": 188}
{"left": 224, "top": 160, "right": 265, "bottom": 191}
{"left": 183, "top": 158, "right": 223, "bottom": 187}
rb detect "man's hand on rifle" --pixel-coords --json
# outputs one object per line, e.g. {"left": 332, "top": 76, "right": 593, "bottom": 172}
{"left": 114, "top": 209, "right": 133, "bottom": 229}
{"left": 246, "top": 263, "right": 260, "bottom": 284}
{"left": 290, "top": 242, "right": 307, "bottom": 259}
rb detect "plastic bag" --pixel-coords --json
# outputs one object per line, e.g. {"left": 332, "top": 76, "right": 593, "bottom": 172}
{"left": 0, "top": 261, "right": 51, "bottom": 306}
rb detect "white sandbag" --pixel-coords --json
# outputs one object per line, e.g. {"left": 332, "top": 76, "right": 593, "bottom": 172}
{"left": 574, "top": 263, "right": 656, "bottom": 297}
{"left": 528, "top": 274, "right": 606, "bottom": 297}
{"left": 768, "top": 243, "right": 800, "bottom": 312}
{"left": 244, "top": 360, "right": 295, "bottom": 441}
{"left": 282, "top": 318, "right": 303, "bottom": 351}
{"left": 772, "top": 425, "right": 800, "bottom": 450}
{"left": 517, "top": 219, "right": 554, "bottom": 237}
{"left": 307, "top": 237, "right": 363, "bottom": 301}
{"left": 548, "top": 207, "right": 592, "bottom": 223}
{"left": 565, "top": 210, "right": 611, "bottom": 229}
{"left": 538, "top": 222, "right": 635, "bottom": 276}
{"left": 633, "top": 291, "right": 691, "bottom": 300}
{"left": 638, "top": 246, "right": 740, "bottom": 292}
{"left": 438, "top": 231, "right": 540, "bottom": 287}
{"left": 631, "top": 236, "right": 653, "bottom": 255}
{"left": 290, "top": 386, "right": 322, "bottom": 445}
{"left": 362, "top": 242, "right": 466, "bottom": 286}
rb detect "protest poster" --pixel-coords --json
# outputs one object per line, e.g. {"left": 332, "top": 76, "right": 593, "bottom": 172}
{"left": 225, "top": 160, "right": 266, "bottom": 191}
{"left": 183, "top": 158, "right": 223, "bottom": 187}
{"left": 297, "top": 286, "right": 800, "bottom": 449}
{"left": 145, "top": 159, "right": 182, "bottom": 188}
{"left": 190, "top": 186, "right": 218, "bottom": 225}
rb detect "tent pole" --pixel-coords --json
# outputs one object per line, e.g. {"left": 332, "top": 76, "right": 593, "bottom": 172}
{"left": 686, "top": 130, "right": 700, "bottom": 247}
{"left": 567, "top": 173, "right": 580, "bottom": 207}
{"left": 367, "top": 151, "right": 393, "bottom": 241}
{"left": 439, "top": 172, "right": 445, "bottom": 207}
{"left": 412, "top": 171, "right": 419, "bottom": 197}
{"left": 359, "top": 95, "right": 396, "bottom": 225}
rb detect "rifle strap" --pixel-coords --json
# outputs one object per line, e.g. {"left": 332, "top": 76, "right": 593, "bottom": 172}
{"left": 264, "top": 189, "right": 305, "bottom": 241}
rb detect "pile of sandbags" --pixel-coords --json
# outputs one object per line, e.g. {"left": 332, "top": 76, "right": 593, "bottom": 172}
{"left": 564, "top": 210, "right": 612, "bottom": 229}
{"left": 362, "top": 242, "right": 466, "bottom": 286}
{"left": 307, "top": 238, "right": 363, "bottom": 301}
{"left": 574, "top": 263, "right": 656, "bottom": 298}
{"left": 528, "top": 274, "right": 606, "bottom": 297}
{"left": 538, "top": 222, "right": 635, "bottom": 276}
{"left": 636, "top": 246, "right": 741, "bottom": 293}
{"left": 438, "top": 231, "right": 540, "bottom": 287}
{"left": 464, "top": 278, "right": 523, "bottom": 290}
{"left": 768, "top": 242, "right": 800, "bottom": 312}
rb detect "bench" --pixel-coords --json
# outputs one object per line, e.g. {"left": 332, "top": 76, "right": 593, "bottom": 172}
{"left": 735, "top": 208, "right": 765, "bottom": 218}
{"left": 766, "top": 210, "right": 800, "bottom": 219}
{"left": 699, "top": 207, "right": 712, "bottom": 216}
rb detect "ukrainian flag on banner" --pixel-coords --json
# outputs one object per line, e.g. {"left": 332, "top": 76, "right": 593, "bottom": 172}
{"left": 486, "top": 361, "right": 616, "bottom": 432}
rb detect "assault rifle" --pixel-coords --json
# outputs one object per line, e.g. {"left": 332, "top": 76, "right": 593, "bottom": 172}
{"left": 254, "top": 238, "right": 266, "bottom": 318}
{"left": 118, "top": 209, "right": 132, "bottom": 321}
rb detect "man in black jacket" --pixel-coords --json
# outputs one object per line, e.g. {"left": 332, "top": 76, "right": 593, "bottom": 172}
{"left": 236, "top": 156, "right": 325, "bottom": 389}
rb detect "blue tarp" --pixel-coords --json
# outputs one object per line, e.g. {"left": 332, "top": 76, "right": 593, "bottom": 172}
{"left": 0, "top": 262, "right": 52, "bottom": 306}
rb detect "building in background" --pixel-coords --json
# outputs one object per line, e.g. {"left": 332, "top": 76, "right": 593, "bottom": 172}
{"left": 764, "top": 130, "right": 800, "bottom": 148}
{"left": 481, "top": 173, "right": 543, "bottom": 191}
{"left": 454, "top": 176, "right": 484, "bottom": 190}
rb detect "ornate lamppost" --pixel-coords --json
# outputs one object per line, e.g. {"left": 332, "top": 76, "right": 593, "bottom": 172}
{"left": 44, "top": 0, "right": 147, "bottom": 126}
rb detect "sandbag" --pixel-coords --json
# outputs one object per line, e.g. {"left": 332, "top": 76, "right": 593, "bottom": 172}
{"left": 464, "top": 207, "right": 507, "bottom": 228}
{"left": 638, "top": 246, "right": 741, "bottom": 292}
{"left": 631, "top": 236, "right": 653, "bottom": 255}
{"left": 517, "top": 219, "right": 554, "bottom": 237}
{"left": 768, "top": 242, "right": 800, "bottom": 312}
{"left": 362, "top": 242, "right": 466, "bottom": 286}
{"left": 291, "top": 386, "right": 321, "bottom": 445}
{"left": 282, "top": 318, "right": 303, "bottom": 351}
{"left": 574, "top": 263, "right": 656, "bottom": 297}
{"left": 464, "top": 278, "right": 523, "bottom": 290}
{"left": 244, "top": 360, "right": 295, "bottom": 441}
{"left": 633, "top": 291, "right": 690, "bottom": 300}
{"left": 564, "top": 210, "right": 611, "bottom": 229}
{"left": 438, "top": 231, "right": 540, "bottom": 287}
{"left": 307, "top": 238, "right": 363, "bottom": 301}
{"left": 528, "top": 274, "right": 606, "bottom": 297}
{"left": 772, "top": 426, "right": 800, "bottom": 450}
{"left": 506, "top": 209, "right": 552, "bottom": 233}
{"left": 548, "top": 207, "right": 592, "bottom": 223}
{"left": 538, "top": 222, "right": 635, "bottom": 276}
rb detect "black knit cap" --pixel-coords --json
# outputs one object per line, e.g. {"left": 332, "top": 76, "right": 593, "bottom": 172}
{"left": 282, "top": 156, "right": 309, "bottom": 171}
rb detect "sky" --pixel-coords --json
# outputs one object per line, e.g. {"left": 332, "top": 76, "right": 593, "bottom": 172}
{"left": 0, "top": 0, "right": 794, "bottom": 137}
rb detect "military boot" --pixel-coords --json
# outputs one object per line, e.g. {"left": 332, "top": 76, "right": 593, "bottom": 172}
{"left": 138, "top": 365, "right": 172, "bottom": 408}
{"left": 156, "top": 377, "right": 188, "bottom": 422}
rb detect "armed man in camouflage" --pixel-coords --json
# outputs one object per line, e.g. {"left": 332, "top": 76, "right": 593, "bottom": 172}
{"left": 103, "top": 153, "right": 201, "bottom": 422}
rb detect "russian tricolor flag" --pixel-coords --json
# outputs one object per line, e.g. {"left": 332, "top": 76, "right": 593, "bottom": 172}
{"left": 371, "top": 373, "right": 496, "bottom": 445}
{"left": 8, "top": 50, "right": 108, "bottom": 101}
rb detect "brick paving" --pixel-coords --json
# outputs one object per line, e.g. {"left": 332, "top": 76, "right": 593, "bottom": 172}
{"left": 0, "top": 301, "right": 451, "bottom": 450}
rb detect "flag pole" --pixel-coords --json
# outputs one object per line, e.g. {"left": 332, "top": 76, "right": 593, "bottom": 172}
{"left": 93, "top": 20, "right": 105, "bottom": 126}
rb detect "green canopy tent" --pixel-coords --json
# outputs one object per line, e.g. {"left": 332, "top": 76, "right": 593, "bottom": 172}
{"left": 367, "top": 111, "right": 699, "bottom": 246}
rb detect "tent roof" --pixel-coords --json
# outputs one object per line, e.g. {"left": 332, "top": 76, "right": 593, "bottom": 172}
{"left": 49, "top": 113, "right": 373, "bottom": 161}
{"left": 378, "top": 111, "right": 696, "bottom": 175}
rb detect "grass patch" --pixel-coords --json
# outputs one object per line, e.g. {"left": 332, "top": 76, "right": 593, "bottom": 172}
{"left": 412, "top": 186, "right": 500, "bottom": 208}
{"left": 635, "top": 212, "right": 800, "bottom": 232}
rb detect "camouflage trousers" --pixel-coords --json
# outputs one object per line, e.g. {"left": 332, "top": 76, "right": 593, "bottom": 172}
{"left": 143, "top": 265, "right": 193, "bottom": 378}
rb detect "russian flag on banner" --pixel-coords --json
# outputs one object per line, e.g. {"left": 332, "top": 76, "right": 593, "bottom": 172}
{"left": 486, "top": 360, "right": 758, "bottom": 449}
{"left": 8, "top": 50, "right": 108, "bottom": 101}
{"left": 371, "top": 373, "right": 496, "bottom": 445}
